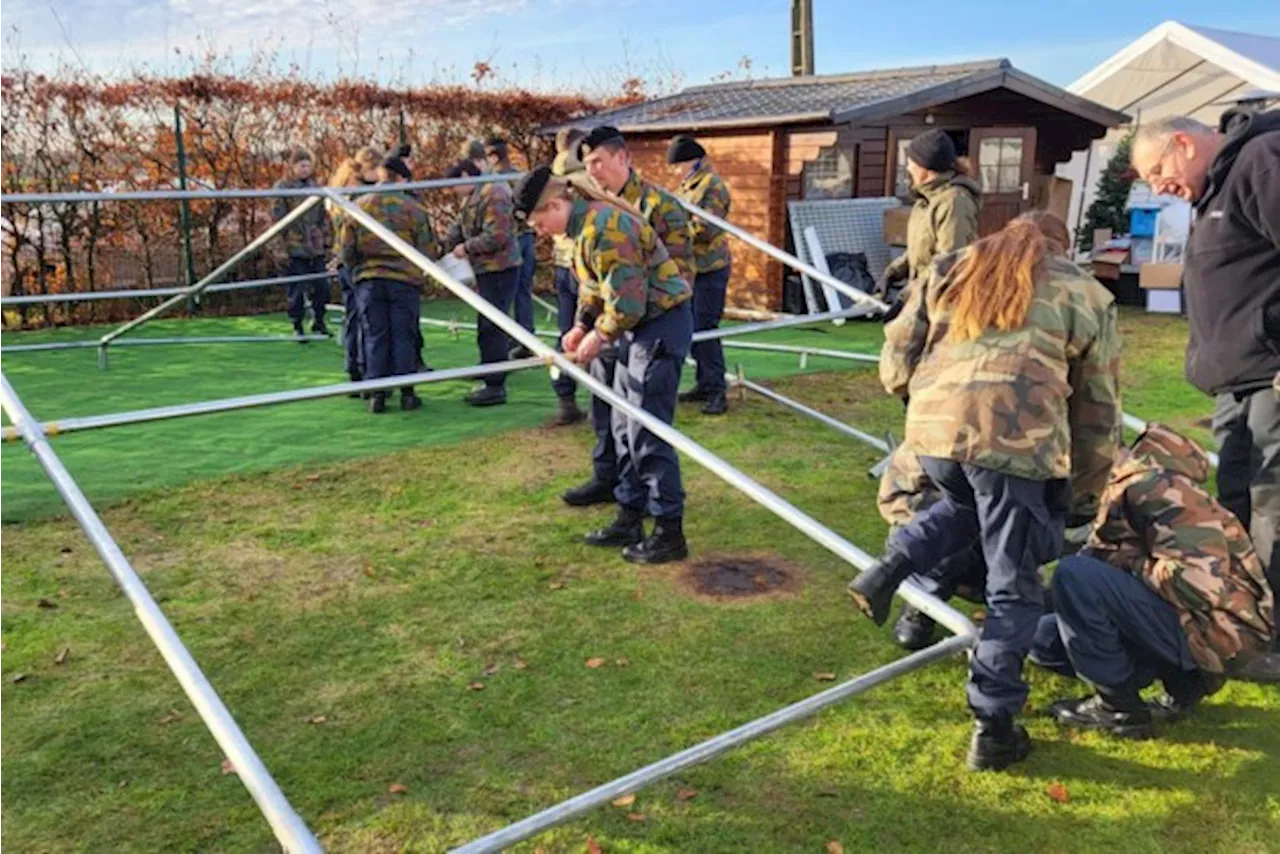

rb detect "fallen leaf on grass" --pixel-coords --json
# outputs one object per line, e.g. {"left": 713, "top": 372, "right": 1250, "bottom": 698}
{"left": 586, "top": 837, "right": 602, "bottom": 854}
{"left": 417, "top": 519, "right": 437, "bottom": 528}
{"left": 971, "top": 609, "right": 987, "bottom": 623}
{"left": 610, "top": 794, "right": 636, "bottom": 807}
{"left": 514, "top": 658, "right": 529, "bottom": 670}
{"left": 548, "top": 580, "right": 567, "bottom": 591}
{"left": 220, "top": 759, "right": 236, "bottom": 776}
{"left": 585, "top": 657, "right": 607, "bottom": 669}
{"left": 117, "top": 780, "right": 128, "bottom": 789}
{"left": 158, "top": 709, "right": 184, "bottom": 725}
{"left": 12, "top": 673, "right": 27, "bottom": 683}
{"left": 37, "top": 598, "right": 58, "bottom": 609}
{"left": 625, "top": 812, "right": 646, "bottom": 822}
{"left": 306, "top": 715, "right": 328, "bottom": 725}
{"left": 466, "top": 682, "right": 486, "bottom": 692}
{"left": 826, "top": 842, "right": 845, "bottom": 854}
{"left": 303, "top": 474, "right": 322, "bottom": 482}
{"left": 615, "top": 657, "right": 630, "bottom": 667}
{"left": 54, "top": 646, "right": 70, "bottom": 665}
{"left": 389, "top": 782, "right": 408, "bottom": 794}
{"left": 57, "top": 588, "right": 70, "bottom": 598}
{"left": 814, "top": 672, "right": 837, "bottom": 682}
{"left": 482, "top": 664, "right": 501, "bottom": 676}
{"left": 676, "top": 788, "right": 697, "bottom": 801}
{"left": 1046, "top": 782, "right": 1070, "bottom": 804}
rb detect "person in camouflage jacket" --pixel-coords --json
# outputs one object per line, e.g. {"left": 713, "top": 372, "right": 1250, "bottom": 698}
{"left": 1033, "top": 423, "right": 1275, "bottom": 737}
{"left": 272, "top": 147, "right": 333, "bottom": 337}
{"left": 336, "top": 156, "right": 440, "bottom": 414}
{"left": 669, "top": 135, "right": 733, "bottom": 415}
{"left": 848, "top": 211, "right": 1122, "bottom": 772}
{"left": 547, "top": 131, "right": 589, "bottom": 426}
{"left": 557, "top": 125, "right": 696, "bottom": 511}
{"left": 444, "top": 158, "right": 523, "bottom": 407}
{"left": 515, "top": 165, "right": 694, "bottom": 565}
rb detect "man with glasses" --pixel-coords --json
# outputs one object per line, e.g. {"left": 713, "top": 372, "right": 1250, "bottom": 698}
{"left": 1130, "top": 111, "right": 1280, "bottom": 661}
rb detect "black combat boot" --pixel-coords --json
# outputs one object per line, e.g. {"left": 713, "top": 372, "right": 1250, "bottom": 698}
{"left": 311, "top": 321, "right": 331, "bottom": 337}
{"left": 623, "top": 516, "right": 689, "bottom": 564}
{"left": 400, "top": 389, "right": 423, "bottom": 411}
{"left": 967, "top": 717, "right": 1033, "bottom": 772}
{"left": 465, "top": 385, "right": 507, "bottom": 407}
{"left": 701, "top": 390, "right": 728, "bottom": 416}
{"left": 553, "top": 397, "right": 585, "bottom": 427}
{"left": 584, "top": 506, "right": 645, "bottom": 548}
{"left": 1148, "top": 669, "right": 1213, "bottom": 722}
{"left": 294, "top": 322, "right": 309, "bottom": 343}
{"left": 678, "top": 386, "right": 710, "bottom": 403}
{"left": 561, "top": 477, "right": 617, "bottom": 507}
{"left": 846, "top": 552, "right": 915, "bottom": 626}
{"left": 368, "top": 392, "right": 387, "bottom": 414}
{"left": 347, "top": 371, "right": 363, "bottom": 398}
{"left": 892, "top": 605, "right": 937, "bottom": 651}
{"left": 1233, "top": 651, "right": 1280, "bottom": 683}
{"left": 1049, "top": 688, "right": 1154, "bottom": 739}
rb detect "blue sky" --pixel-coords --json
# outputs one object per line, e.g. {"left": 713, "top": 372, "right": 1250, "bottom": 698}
{"left": 4, "top": 0, "right": 1277, "bottom": 92}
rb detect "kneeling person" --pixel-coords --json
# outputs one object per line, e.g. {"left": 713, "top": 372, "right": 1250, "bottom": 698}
{"left": 515, "top": 166, "right": 694, "bottom": 564}
{"left": 1031, "top": 424, "right": 1275, "bottom": 737}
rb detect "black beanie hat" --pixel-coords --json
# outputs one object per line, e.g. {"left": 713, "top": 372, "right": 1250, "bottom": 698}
{"left": 512, "top": 165, "right": 554, "bottom": 221}
{"left": 905, "top": 129, "right": 957, "bottom": 173}
{"left": 577, "top": 125, "right": 625, "bottom": 160}
{"left": 382, "top": 156, "right": 413, "bottom": 181}
{"left": 666, "top": 135, "right": 706, "bottom": 165}
{"left": 445, "top": 159, "right": 482, "bottom": 180}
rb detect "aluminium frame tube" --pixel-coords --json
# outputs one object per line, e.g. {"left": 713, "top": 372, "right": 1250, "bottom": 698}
{"left": 2, "top": 335, "right": 330, "bottom": 354}
{"left": 721, "top": 341, "right": 881, "bottom": 363}
{"left": 736, "top": 377, "right": 891, "bottom": 453}
{"left": 0, "top": 272, "right": 335, "bottom": 306}
{"left": 0, "top": 375, "right": 322, "bottom": 854}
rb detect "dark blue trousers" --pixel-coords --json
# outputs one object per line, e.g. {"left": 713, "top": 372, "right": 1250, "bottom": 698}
{"left": 339, "top": 267, "right": 362, "bottom": 379}
{"left": 355, "top": 279, "right": 421, "bottom": 382}
{"left": 906, "top": 541, "right": 988, "bottom": 604}
{"left": 1031, "top": 555, "right": 1198, "bottom": 689}
{"left": 612, "top": 301, "right": 694, "bottom": 519}
{"left": 514, "top": 232, "right": 537, "bottom": 333}
{"left": 551, "top": 266, "right": 579, "bottom": 400}
{"left": 476, "top": 267, "right": 520, "bottom": 388}
{"left": 889, "top": 458, "right": 1067, "bottom": 720}
{"left": 285, "top": 256, "right": 329, "bottom": 328}
{"left": 691, "top": 265, "right": 729, "bottom": 394}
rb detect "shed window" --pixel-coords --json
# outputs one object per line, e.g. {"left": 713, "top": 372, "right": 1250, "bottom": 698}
{"left": 979, "top": 136, "right": 1024, "bottom": 193}
{"left": 803, "top": 148, "right": 853, "bottom": 199}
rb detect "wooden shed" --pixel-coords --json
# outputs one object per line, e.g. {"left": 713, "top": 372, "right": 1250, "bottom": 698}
{"left": 558, "top": 58, "right": 1128, "bottom": 310}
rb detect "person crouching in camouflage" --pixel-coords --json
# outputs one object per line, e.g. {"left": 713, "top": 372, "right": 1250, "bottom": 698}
{"left": 336, "top": 154, "right": 441, "bottom": 414}
{"left": 514, "top": 165, "right": 694, "bottom": 564}
{"left": 847, "top": 211, "right": 1122, "bottom": 771}
{"left": 1028, "top": 424, "right": 1276, "bottom": 738}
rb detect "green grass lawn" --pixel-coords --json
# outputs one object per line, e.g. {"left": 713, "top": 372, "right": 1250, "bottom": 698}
{"left": 4, "top": 306, "right": 1274, "bottom": 854}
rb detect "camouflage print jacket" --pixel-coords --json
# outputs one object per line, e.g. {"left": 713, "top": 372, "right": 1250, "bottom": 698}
{"left": 676, "top": 161, "right": 732, "bottom": 275}
{"left": 619, "top": 170, "right": 695, "bottom": 285}
{"left": 272, "top": 178, "right": 331, "bottom": 260}
{"left": 877, "top": 445, "right": 941, "bottom": 531}
{"left": 568, "top": 198, "right": 691, "bottom": 341}
{"left": 337, "top": 191, "right": 441, "bottom": 287}
{"left": 446, "top": 182, "right": 522, "bottom": 274}
{"left": 882, "top": 173, "right": 980, "bottom": 290}
{"left": 882, "top": 252, "right": 1122, "bottom": 512}
{"left": 1083, "top": 424, "right": 1275, "bottom": 674}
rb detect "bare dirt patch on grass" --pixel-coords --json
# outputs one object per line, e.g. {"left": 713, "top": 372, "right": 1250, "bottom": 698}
{"left": 676, "top": 552, "right": 806, "bottom": 603}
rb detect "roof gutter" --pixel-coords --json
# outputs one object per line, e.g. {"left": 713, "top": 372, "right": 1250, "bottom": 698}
{"left": 540, "top": 110, "right": 831, "bottom": 136}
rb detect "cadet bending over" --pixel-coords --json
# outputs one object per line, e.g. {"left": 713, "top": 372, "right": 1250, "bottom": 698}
{"left": 515, "top": 165, "right": 694, "bottom": 564}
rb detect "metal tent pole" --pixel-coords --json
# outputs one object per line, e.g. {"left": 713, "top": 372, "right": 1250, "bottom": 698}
{"left": 0, "top": 375, "right": 322, "bottom": 854}
{"left": 98, "top": 195, "right": 325, "bottom": 360}
{"left": 721, "top": 340, "right": 881, "bottom": 363}
{"left": 0, "top": 272, "right": 335, "bottom": 306}
{"left": 0, "top": 358, "right": 544, "bottom": 441}
{"left": 0, "top": 173, "right": 514, "bottom": 205}
{"left": 735, "top": 376, "right": 890, "bottom": 452}
{"left": 451, "top": 632, "right": 970, "bottom": 854}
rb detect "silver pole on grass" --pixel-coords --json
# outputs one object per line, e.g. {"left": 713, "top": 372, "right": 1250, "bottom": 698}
{"left": 677, "top": 198, "right": 891, "bottom": 316}
{"left": 451, "top": 633, "right": 971, "bottom": 854}
{"left": 97, "top": 195, "right": 325, "bottom": 360}
{"left": 0, "top": 172, "right": 513, "bottom": 205}
{"left": 0, "top": 375, "right": 322, "bottom": 854}
{"left": 0, "top": 272, "right": 335, "bottom": 306}
{"left": 721, "top": 340, "right": 881, "bottom": 363}
{"left": 0, "top": 358, "right": 545, "bottom": 441}
{"left": 326, "top": 190, "right": 972, "bottom": 633}
{"left": 2, "top": 335, "right": 330, "bottom": 354}
{"left": 735, "top": 376, "right": 891, "bottom": 452}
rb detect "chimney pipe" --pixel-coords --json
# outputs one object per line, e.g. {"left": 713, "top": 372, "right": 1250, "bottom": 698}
{"left": 791, "top": 0, "right": 814, "bottom": 76}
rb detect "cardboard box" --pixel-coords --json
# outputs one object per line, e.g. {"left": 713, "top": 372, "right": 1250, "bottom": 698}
{"left": 883, "top": 206, "right": 911, "bottom": 246}
{"left": 1093, "top": 228, "right": 1113, "bottom": 249}
{"left": 1138, "top": 262, "right": 1183, "bottom": 289}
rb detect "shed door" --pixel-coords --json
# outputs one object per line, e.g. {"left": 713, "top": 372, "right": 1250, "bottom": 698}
{"left": 970, "top": 127, "right": 1036, "bottom": 236}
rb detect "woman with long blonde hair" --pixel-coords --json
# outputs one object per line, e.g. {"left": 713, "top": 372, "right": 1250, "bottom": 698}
{"left": 849, "top": 211, "right": 1122, "bottom": 771}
